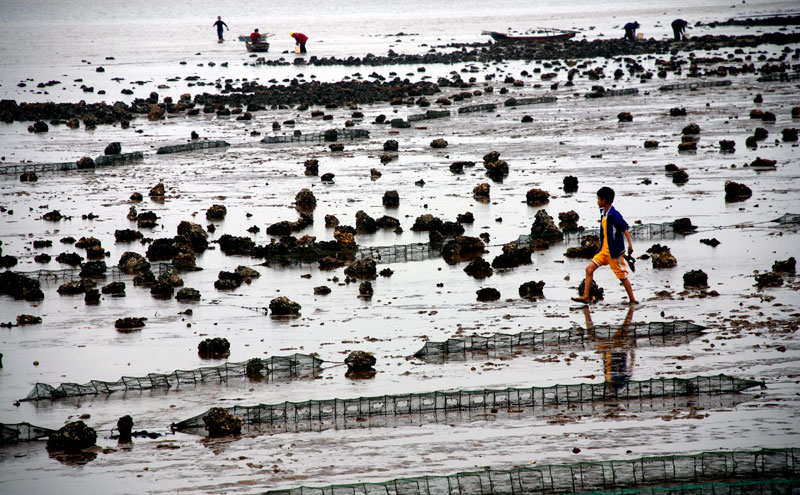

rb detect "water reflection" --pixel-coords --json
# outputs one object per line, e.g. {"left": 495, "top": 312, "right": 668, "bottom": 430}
{"left": 582, "top": 305, "right": 636, "bottom": 389}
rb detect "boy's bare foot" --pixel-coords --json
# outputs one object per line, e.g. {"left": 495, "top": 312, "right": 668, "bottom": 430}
{"left": 628, "top": 300, "right": 639, "bottom": 305}
{"left": 571, "top": 297, "right": 589, "bottom": 304}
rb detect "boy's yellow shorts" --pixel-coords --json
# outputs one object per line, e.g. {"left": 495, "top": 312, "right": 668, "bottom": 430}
{"left": 592, "top": 251, "right": 629, "bottom": 280}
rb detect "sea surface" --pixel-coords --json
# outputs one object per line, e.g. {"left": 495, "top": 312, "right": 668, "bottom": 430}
{"left": 1, "top": 1, "right": 799, "bottom": 494}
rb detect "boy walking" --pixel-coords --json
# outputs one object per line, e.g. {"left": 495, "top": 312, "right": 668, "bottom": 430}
{"left": 572, "top": 187, "right": 637, "bottom": 304}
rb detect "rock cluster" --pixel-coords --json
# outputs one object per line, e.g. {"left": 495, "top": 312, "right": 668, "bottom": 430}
{"left": 269, "top": 296, "right": 301, "bottom": 315}
{"left": 519, "top": 281, "right": 545, "bottom": 299}
{"left": 683, "top": 269, "right": 709, "bottom": 288}
{"left": 648, "top": 244, "right": 678, "bottom": 268}
{"left": 203, "top": 408, "right": 243, "bottom": 437}
{"left": 46, "top": 421, "right": 97, "bottom": 452}
{"left": 198, "top": 337, "right": 230, "bottom": 356}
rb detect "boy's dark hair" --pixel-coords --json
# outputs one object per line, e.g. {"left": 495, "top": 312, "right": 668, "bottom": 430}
{"left": 597, "top": 186, "right": 615, "bottom": 204}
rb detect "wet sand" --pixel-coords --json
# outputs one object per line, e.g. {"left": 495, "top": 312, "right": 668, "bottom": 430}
{"left": 1, "top": 22, "right": 800, "bottom": 495}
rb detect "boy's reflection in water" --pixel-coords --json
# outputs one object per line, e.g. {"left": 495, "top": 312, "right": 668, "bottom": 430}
{"left": 582, "top": 305, "right": 636, "bottom": 389}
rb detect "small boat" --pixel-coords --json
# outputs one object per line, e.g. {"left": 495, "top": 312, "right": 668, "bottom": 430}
{"left": 245, "top": 41, "right": 270, "bottom": 52}
{"left": 484, "top": 29, "right": 577, "bottom": 43}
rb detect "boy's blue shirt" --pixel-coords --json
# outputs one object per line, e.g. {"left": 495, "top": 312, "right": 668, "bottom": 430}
{"left": 601, "top": 205, "right": 629, "bottom": 258}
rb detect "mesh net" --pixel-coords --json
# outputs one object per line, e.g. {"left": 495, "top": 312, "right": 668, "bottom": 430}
{"left": 576, "top": 479, "right": 800, "bottom": 495}
{"left": 413, "top": 321, "right": 705, "bottom": 359}
{"left": 356, "top": 243, "right": 441, "bottom": 264}
{"left": 772, "top": 214, "right": 800, "bottom": 225}
{"left": 19, "top": 262, "right": 175, "bottom": 285}
{"left": 172, "top": 374, "right": 763, "bottom": 431}
{"left": 156, "top": 140, "right": 230, "bottom": 154}
{"left": 585, "top": 88, "right": 640, "bottom": 98}
{"left": 513, "top": 221, "right": 693, "bottom": 246}
{"left": 0, "top": 152, "right": 143, "bottom": 175}
{"left": 260, "top": 129, "right": 370, "bottom": 144}
{"left": 263, "top": 448, "right": 799, "bottom": 495}
{"left": 504, "top": 96, "right": 558, "bottom": 106}
{"left": 407, "top": 110, "right": 451, "bottom": 122}
{"left": 659, "top": 80, "right": 732, "bottom": 91}
{"left": 457, "top": 103, "right": 498, "bottom": 114}
{"left": 1, "top": 422, "right": 56, "bottom": 444}
{"left": 23, "top": 353, "right": 324, "bottom": 401}
{"left": 757, "top": 72, "right": 800, "bottom": 82}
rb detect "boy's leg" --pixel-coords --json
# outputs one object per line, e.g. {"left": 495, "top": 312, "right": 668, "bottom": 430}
{"left": 621, "top": 278, "right": 637, "bottom": 304}
{"left": 572, "top": 261, "right": 599, "bottom": 303}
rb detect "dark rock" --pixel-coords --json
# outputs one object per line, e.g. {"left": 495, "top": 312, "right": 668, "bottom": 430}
{"left": 383, "top": 139, "right": 399, "bottom": 152}
{"left": 464, "top": 258, "right": 493, "bottom": 279}
{"left": 677, "top": 141, "right": 696, "bottom": 152}
{"left": 700, "top": 238, "right": 720, "bottom": 247}
{"left": 442, "top": 236, "right": 485, "bottom": 264}
{"left": 0, "top": 255, "right": 18, "bottom": 268}
{"left": 84, "top": 288, "right": 100, "bottom": 303}
{"left": 355, "top": 210, "right": 378, "bottom": 233}
{"left": 669, "top": 107, "right": 687, "bottom": 117}
{"left": 295, "top": 188, "right": 317, "bottom": 212}
{"left": 430, "top": 138, "right": 448, "bottom": 148}
{"left": 473, "top": 182, "right": 490, "bottom": 200}
{"left": 345, "top": 350, "right": 376, "bottom": 370}
{"left": 218, "top": 235, "right": 255, "bottom": 255}
{"left": 376, "top": 215, "right": 400, "bottom": 229}
{"left": 754, "top": 127, "right": 769, "bottom": 140}
{"left": 136, "top": 211, "right": 158, "bottom": 228}
{"left": 304, "top": 158, "right": 319, "bottom": 175}
{"left": 0, "top": 271, "right": 43, "bottom": 301}
{"left": 117, "top": 416, "right": 133, "bottom": 443}
{"left": 118, "top": 251, "right": 150, "bottom": 273}
{"left": 644, "top": 140, "right": 659, "bottom": 148}
{"left": 16, "top": 314, "right": 42, "bottom": 325}
{"left": 75, "top": 236, "right": 101, "bottom": 249}
{"left": 176, "top": 287, "right": 201, "bottom": 301}
{"left": 682, "top": 123, "right": 701, "bottom": 135}
{"left": 80, "top": 260, "right": 107, "bottom": 277}
{"left": 411, "top": 214, "right": 444, "bottom": 232}
{"left": 782, "top": 128, "right": 799, "bottom": 141}
{"left": 321, "top": 172, "right": 335, "bottom": 182}
{"left": 358, "top": 281, "right": 374, "bottom": 297}
{"left": 177, "top": 221, "right": 208, "bottom": 252}
{"left": 101, "top": 282, "right": 126, "bottom": 295}
{"left": 563, "top": 175, "right": 578, "bottom": 192}
{"left": 457, "top": 212, "right": 474, "bottom": 223}
{"left": 577, "top": 278, "right": 604, "bottom": 302}
{"left": 491, "top": 242, "right": 532, "bottom": 269}
{"left": 115, "top": 229, "right": 143, "bottom": 242}
{"left": 56, "top": 252, "right": 83, "bottom": 266}
{"left": 269, "top": 296, "right": 301, "bottom": 315}
{"left": 314, "top": 285, "right": 332, "bottom": 295}
{"left": 34, "top": 253, "right": 51, "bottom": 263}
{"left": 43, "top": 210, "right": 64, "bottom": 221}
{"left": 245, "top": 358, "right": 264, "bottom": 378}
{"left": 150, "top": 281, "right": 174, "bottom": 297}
{"left": 683, "top": 269, "right": 709, "bottom": 288}
{"left": 329, "top": 143, "right": 344, "bottom": 152}
{"left": 483, "top": 151, "right": 500, "bottom": 163}
{"left": 104, "top": 142, "right": 121, "bottom": 155}
{"left": 203, "top": 408, "right": 243, "bottom": 438}
{"left": 519, "top": 280, "right": 545, "bottom": 299}
{"left": 484, "top": 160, "right": 509, "bottom": 181}
{"left": 29, "top": 121, "right": 49, "bottom": 133}
{"left": 214, "top": 271, "right": 243, "bottom": 290}
{"left": 565, "top": 235, "right": 600, "bottom": 258}
{"left": 46, "top": 421, "right": 96, "bottom": 452}
{"left": 115, "top": 317, "right": 146, "bottom": 329}
{"left": 719, "top": 140, "right": 735, "bottom": 151}
{"left": 773, "top": 257, "right": 796, "bottom": 273}
{"left": 526, "top": 188, "right": 550, "bottom": 206}
{"left": 20, "top": 171, "right": 38, "bottom": 182}
{"left": 750, "top": 157, "right": 776, "bottom": 168}
{"left": 648, "top": 244, "right": 677, "bottom": 268}
{"left": 382, "top": 190, "right": 399, "bottom": 207}
{"left": 132, "top": 270, "right": 156, "bottom": 286}
{"left": 476, "top": 287, "right": 501, "bottom": 301}
{"left": 755, "top": 272, "right": 783, "bottom": 290}
{"left": 724, "top": 181, "right": 752, "bottom": 201}
{"left": 530, "top": 210, "right": 563, "bottom": 240}
{"left": 344, "top": 258, "right": 377, "bottom": 279}
{"left": 617, "top": 112, "right": 633, "bottom": 122}
{"left": 762, "top": 111, "right": 776, "bottom": 122}
{"left": 672, "top": 169, "right": 689, "bottom": 184}
{"left": 558, "top": 211, "right": 580, "bottom": 232}
{"left": 57, "top": 279, "right": 96, "bottom": 295}
{"left": 206, "top": 204, "right": 227, "bottom": 220}
{"left": 198, "top": 337, "right": 230, "bottom": 356}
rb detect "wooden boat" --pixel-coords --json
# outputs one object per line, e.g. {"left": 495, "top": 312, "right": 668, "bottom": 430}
{"left": 245, "top": 41, "right": 270, "bottom": 52}
{"left": 484, "top": 29, "right": 577, "bottom": 43}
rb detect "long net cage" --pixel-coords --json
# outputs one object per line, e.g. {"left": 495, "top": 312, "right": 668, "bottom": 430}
{"left": 263, "top": 448, "right": 799, "bottom": 495}
{"left": 1, "top": 422, "right": 56, "bottom": 444}
{"left": 757, "top": 72, "right": 800, "bottom": 82}
{"left": 156, "top": 140, "right": 230, "bottom": 154}
{"left": 173, "top": 374, "right": 763, "bottom": 432}
{"left": 23, "top": 353, "right": 325, "bottom": 402}
{"left": 458, "top": 103, "right": 498, "bottom": 114}
{"left": 772, "top": 214, "right": 800, "bottom": 225}
{"left": 659, "top": 80, "right": 732, "bottom": 91}
{"left": 504, "top": 96, "right": 558, "bottom": 107}
{"left": 519, "top": 221, "right": 695, "bottom": 245}
{"left": 575, "top": 479, "right": 800, "bottom": 495}
{"left": 408, "top": 110, "right": 451, "bottom": 122}
{"left": 413, "top": 320, "right": 705, "bottom": 360}
{"left": 0, "top": 151, "right": 143, "bottom": 175}
{"left": 260, "top": 129, "right": 370, "bottom": 144}
{"left": 18, "top": 261, "right": 176, "bottom": 285}
{"left": 356, "top": 243, "right": 442, "bottom": 264}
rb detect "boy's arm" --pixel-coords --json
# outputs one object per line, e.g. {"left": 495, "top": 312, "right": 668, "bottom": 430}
{"left": 623, "top": 229, "right": 633, "bottom": 254}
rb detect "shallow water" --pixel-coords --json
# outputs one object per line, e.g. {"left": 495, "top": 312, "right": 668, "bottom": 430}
{"left": 1, "top": 1, "right": 800, "bottom": 494}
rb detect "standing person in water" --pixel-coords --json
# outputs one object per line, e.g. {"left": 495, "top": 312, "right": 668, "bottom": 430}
{"left": 213, "top": 16, "right": 229, "bottom": 41}
{"left": 623, "top": 21, "right": 640, "bottom": 40}
{"left": 671, "top": 19, "right": 688, "bottom": 40}
{"left": 572, "top": 187, "right": 637, "bottom": 305}
{"left": 290, "top": 32, "right": 308, "bottom": 53}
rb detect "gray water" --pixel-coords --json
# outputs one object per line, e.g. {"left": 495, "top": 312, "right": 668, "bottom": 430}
{"left": 1, "top": 0, "right": 800, "bottom": 494}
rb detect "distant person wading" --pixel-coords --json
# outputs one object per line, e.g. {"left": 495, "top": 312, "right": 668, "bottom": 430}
{"left": 623, "top": 21, "right": 640, "bottom": 40}
{"left": 672, "top": 19, "right": 689, "bottom": 40}
{"left": 290, "top": 31, "right": 308, "bottom": 53}
{"left": 213, "top": 16, "right": 229, "bottom": 41}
